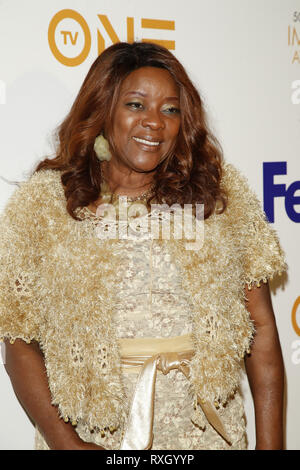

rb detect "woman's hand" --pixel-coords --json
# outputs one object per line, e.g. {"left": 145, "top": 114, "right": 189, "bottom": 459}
{"left": 73, "top": 442, "right": 107, "bottom": 450}
{"left": 50, "top": 434, "right": 107, "bottom": 450}
{"left": 54, "top": 439, "right": 106, "bottom": 450}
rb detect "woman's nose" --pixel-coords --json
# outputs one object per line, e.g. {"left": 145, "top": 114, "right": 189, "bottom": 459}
{"left": 141, "top": 109, "right": 165, "bottom": 130}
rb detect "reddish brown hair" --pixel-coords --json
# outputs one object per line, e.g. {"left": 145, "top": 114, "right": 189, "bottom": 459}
{"left": 34, "top": 41, "right": 227, "bottom": 220}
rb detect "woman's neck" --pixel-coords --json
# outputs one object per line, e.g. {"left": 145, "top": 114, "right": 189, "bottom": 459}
{"left": 100, "top": 160, "right": 155, "bottom": 198}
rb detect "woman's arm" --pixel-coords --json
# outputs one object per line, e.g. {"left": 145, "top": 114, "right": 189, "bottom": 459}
{"left": 244, "top": 282, "right": 284, "bottom": 450}
{"left": 4, "top": 338, "right": 105, "bottom": 450}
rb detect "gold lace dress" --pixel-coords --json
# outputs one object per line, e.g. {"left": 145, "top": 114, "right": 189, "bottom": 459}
{"left": 34, "top": 197, "right": 247, "bottom": 450}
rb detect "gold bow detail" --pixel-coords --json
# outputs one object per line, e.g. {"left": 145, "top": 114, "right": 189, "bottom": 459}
{"left": 118, "top": 335, "right": 232, "bottom": 449}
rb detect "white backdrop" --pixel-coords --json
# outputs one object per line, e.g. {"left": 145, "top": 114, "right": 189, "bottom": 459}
{"left": 0, "top": 0, "right": 299, "bottom": 450}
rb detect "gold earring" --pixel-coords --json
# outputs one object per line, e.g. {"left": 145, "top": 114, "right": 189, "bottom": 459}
{"left": 94, "top": 134, "right": 112, "bottom": 161}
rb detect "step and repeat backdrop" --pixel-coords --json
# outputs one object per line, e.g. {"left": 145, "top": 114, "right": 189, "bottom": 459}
{"left": 0, "top": 0, "right": 299, "bottom": 450}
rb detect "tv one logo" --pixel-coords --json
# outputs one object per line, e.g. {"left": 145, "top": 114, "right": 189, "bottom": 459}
{"left": 263, "top": 162, "right": 300, "bottom": 223}
{"left": 48, "top": 9, "right": 175, "bottom": 67}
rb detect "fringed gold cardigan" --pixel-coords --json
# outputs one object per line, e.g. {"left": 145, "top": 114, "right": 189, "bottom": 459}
{"left": 0, "top": 162, "right": 287, "bottom": 435}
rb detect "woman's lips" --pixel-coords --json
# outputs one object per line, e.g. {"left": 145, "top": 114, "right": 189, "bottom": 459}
{"left": 132, "top": 136, "right": 161, "bottom": 147}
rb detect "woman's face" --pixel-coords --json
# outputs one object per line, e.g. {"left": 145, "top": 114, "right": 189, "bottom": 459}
{"left": 110, "top": 66, "right": 181, "bottom": 173}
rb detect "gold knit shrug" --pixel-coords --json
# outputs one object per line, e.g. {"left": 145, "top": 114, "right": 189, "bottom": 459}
{"left": 0, "top": 162, "right": 287, "bottom": 435}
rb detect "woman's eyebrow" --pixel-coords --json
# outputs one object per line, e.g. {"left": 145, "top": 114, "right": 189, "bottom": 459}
{"left": 124, "top": 91, "right": 179, "bottom": 101}
{"left": 124, "top": 91, "right": 147, "bottom": 97}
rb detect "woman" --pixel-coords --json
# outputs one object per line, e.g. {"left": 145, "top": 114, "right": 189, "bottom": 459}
{"left": 0, "top": 42, "right": 286, "bottom": 450}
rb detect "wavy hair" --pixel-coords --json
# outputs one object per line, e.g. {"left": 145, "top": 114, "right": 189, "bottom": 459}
{"left": 34, "top": 41, "right": 227, "bottom": 220}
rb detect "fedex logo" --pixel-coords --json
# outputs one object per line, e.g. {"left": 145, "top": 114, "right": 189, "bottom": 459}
{"left": 263, "top": 162, "right": 300, "bottom": 223}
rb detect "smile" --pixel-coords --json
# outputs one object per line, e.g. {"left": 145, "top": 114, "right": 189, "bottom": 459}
{"left": 132, "top": 137, "right": 161, "bottom": 146}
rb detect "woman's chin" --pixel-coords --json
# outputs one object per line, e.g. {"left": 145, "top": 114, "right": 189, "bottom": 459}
{"left": 129, "top": 158, "right": 161, "bottom": 173}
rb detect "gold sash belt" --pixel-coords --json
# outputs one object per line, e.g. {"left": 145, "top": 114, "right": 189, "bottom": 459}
{"left": 118, "top": 334, "right": 231, "bottom": 450}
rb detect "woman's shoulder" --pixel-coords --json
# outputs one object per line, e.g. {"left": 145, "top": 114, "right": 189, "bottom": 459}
{"left": 220, "top": 161, "right": 250, "bottom": 193}
{"left": 216, "top": 160, "right": 271, "bottom": 234}
{"left": 219, "top": 160, "right": 261, "bottom": 212}
{"left": 21, "top": 168, "right": 64, "bottom": 197}
{"left": 0, "top": 168, "right": 65, "bottom": 223}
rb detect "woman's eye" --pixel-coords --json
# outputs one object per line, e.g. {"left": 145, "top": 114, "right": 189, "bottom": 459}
{"left": 126, "top": 102, "right": 143, "bottom": 109}
{"left": 163, "top": 106, "right": 180, "bottom": 114}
